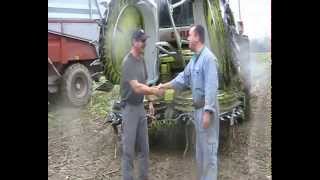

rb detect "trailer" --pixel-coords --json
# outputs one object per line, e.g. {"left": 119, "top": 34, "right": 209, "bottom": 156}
{"left": 48, "top": 0, "right": 106, "bottom": 106}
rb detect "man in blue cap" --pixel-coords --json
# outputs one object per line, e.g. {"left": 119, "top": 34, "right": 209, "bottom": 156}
{"left": 120, "top": 29, "right": 164, "bottom": 180}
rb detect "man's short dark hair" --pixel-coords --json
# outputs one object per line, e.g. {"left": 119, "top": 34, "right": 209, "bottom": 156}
{"left": 192, "top": 24, "right": 205, "bottom": 43}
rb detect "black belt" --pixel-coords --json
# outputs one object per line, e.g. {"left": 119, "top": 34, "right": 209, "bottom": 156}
{"left": 120, "top": 100, "right": 144, "bottom": 108}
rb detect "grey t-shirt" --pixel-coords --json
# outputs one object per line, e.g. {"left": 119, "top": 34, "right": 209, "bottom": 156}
{"left": 120, "top": 53, "right": 148, "bottom": 105}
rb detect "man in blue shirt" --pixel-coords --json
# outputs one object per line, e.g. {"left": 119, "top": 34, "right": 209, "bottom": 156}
{"left": 159, "top": 24, "right": 220, "bottom": 180}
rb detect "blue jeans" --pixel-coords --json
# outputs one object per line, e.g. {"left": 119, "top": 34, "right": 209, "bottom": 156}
{"left": 194, "top": 108, "right": 219, "bottom": 180}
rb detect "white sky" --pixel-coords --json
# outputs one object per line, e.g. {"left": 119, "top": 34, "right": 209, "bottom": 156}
{"left": 229, "top": 0, "right": 271, "bottom": 40}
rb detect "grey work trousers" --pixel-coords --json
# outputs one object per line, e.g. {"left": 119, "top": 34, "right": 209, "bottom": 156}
{"left": 194, "top": 107, "right": 220, "bottom": 180}
{"left": 121, "top": 103, "right": 149, "bottom": 180}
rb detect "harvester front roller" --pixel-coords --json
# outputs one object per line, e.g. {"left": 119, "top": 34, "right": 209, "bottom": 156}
{"left": 101, "top": 0, "right": 158, "bottom": 85}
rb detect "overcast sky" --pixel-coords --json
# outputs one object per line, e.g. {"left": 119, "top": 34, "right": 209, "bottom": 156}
{"left": 229, "top": 0, "right": 271, "bottom": 40}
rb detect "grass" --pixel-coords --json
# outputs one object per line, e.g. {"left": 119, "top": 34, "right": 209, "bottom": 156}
{"left": 84, "top": 76, "right": 120, "bottom": 119}
{"left": 48, "top": 77, "right": 120, "bottom": 128}
{"left": 85, "top": 84, "right": 120, "bottom": 119}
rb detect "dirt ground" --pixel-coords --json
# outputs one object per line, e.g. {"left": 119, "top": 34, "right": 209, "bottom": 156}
{"left": 48, "top": 55, "right": 271, "bottom": 180}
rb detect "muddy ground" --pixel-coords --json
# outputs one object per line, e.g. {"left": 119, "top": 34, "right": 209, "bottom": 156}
{"left": 48, "top": 55, "right": 271, "bottom": 180}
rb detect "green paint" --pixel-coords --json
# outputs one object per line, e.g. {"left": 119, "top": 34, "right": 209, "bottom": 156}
{"left": 114, "top": 6, "right": 143, "bottom": 73}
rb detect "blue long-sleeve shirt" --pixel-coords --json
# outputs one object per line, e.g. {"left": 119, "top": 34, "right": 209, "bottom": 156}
{"left": 170, "top": 46, "right": 219, "bottom": 114}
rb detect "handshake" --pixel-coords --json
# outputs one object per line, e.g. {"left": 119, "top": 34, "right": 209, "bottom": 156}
{"left": 151, "top": 83, "right": 166, "bottom": 97}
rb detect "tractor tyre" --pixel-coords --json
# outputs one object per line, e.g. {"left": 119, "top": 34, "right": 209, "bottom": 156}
{"left": 61, "top": 63, "right": 92, "bottom": 106}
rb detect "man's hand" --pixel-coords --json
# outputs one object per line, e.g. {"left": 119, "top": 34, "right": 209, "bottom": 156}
{"left": 157, "top": 82, "right": 172, "bottom": 90}
{"left": 202, "top": 111, "right": 212, "bottom": 129}
{"left": 153, "top": 86, "right": 165, "bottom": 97}
{"left": 149, "top": 102, "right": 155, "bottom": 116}
{"left": 157, "top": 83, "right": 165, "bottom": 90}
{"left": 129, "top": 80, "right": 165, "bottom": 96}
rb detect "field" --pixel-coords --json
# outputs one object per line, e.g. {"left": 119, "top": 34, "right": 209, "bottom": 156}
{"left": 48, "top": 52, "right": 271, "bottom": 180}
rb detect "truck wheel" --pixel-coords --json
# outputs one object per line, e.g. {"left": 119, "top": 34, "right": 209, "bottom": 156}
{"left": 61, "top": 63, "right": 92, "bottom": 106}
{"left": 101, "top": 0, "right": 157, "bottom": 84}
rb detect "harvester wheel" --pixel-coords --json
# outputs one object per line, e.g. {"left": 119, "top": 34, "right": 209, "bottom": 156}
{"left": 61, "top": 63, "right": 92, "bottom": 106}
{"left": 102, "top": 0, "right": 145, "bottom": 84}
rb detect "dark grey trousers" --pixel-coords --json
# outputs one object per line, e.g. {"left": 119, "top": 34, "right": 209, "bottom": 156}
{"left": 121, "top": 103, "right": 149, "bottom": 180}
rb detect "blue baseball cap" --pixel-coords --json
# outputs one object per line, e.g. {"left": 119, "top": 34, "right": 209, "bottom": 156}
{"left": 132, "top": 29, "right": 149, "bottom": 41}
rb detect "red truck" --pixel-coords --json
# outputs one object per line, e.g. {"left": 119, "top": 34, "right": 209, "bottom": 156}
{"left": 48, "top": 0, "right": 105, "bottom": 106}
